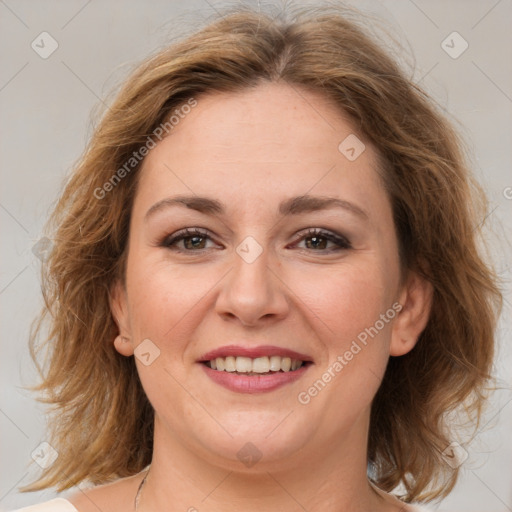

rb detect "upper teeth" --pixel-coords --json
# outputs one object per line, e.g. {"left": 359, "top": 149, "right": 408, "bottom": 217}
{"left": 209, "top": 356, "right": 303, "bottom": 373}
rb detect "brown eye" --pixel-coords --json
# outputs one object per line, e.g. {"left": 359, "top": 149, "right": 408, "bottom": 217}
{"left": 295, "top": 228, "right": 352, "bottom": 252}
{"left": 162, "top": 228, "right": 215, "bottom": 252}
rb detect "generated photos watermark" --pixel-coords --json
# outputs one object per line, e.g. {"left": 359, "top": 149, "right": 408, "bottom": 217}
{"left": 297, "top": 302, "right": 403, "bottom": 405}
{"left": 94, "top": 97, "right": 197, "bottom": 200}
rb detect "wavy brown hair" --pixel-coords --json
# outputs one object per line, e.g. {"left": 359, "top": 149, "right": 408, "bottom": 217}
{"left": 21, "top": 2, "right": 502, "bottom": 504}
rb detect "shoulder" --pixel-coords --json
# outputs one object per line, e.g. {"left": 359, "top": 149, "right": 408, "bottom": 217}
{"left": 9, "top": 498, "right": 78, "bottom": 511}
{"left": 12, "top": 471, "right": 146, "bottom": 512}
{"left": 65, "top": 471, "right": 146, "bottom": 512}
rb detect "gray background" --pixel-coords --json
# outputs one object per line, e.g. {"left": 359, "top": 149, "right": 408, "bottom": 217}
{"left": 1, "top": 0, "right": 511, "bottom": 510}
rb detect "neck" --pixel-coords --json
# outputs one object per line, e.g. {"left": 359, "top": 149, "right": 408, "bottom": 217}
{"left": 136, "top": 413, "right": 396, "bottom": 512}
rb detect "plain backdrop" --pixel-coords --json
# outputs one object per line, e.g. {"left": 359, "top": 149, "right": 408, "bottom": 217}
{"left": 1, "top": 1, "right": 511, "bottom": 511}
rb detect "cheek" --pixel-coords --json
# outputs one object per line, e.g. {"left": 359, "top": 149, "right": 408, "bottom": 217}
{"left": 292, "top": 260, "right": 396, "bottom": 347}
{"left": 125, "top": 256, "right": 223, "bottom": 347}
{"left": 124, "top": 259, "right": 217, "bottom": 414}
{"left": 292, "top": 262, "right": 397, "bottom": 434}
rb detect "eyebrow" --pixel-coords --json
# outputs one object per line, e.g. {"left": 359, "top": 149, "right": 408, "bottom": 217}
{"left": 144, "top": 194, "right": 369, "bottom": 222}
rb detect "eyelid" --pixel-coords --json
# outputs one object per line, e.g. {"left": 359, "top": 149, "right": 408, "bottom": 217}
{"left": 291, "top": 227, "right": 352, "bottom": 250}
{"left": 161, "top": 227, "right": 217, "bottom": 249}
{"left": 161, "top": 226, "right": 352, "bottom": 253}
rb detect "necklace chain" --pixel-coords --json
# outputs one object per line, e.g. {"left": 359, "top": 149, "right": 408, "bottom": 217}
{"left": 134, "top": 466, "right": 151, "bottom": 511}
{"left": 133, "top": 467, "right": 394, "bottom": 510}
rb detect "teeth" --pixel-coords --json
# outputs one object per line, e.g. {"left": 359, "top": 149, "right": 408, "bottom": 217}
{"left": 252, "top": 356, "right": 269, "bottom": 373}
{"left": 235, "top": 356, "right": 252, "bottom": 372}
{"left": 207, "top": 355, "right": 304, "bottom": 373}
{"left": 281, "top": 357, "right": 291, "bottom": 372}
{"left": 225, "top": 356, "right": 236, "bottom": 372}
{"left": 269, "top": 355, "right": 281, "bottom": 371}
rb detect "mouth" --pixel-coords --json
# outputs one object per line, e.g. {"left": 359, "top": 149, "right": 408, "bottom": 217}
{"left": 198, "top": 345, "right": 313, "bottom": 393}
{"left": 202, "top": 355, "right": 311, "bottom": 375}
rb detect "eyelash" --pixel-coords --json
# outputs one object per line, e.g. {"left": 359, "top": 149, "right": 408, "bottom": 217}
{"left": 160, "top": 227, "right": 352, "bottom": 253}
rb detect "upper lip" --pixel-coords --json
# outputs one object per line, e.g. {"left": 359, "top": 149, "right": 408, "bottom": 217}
{"left": 198, "top": 345, "right": 313, "bottom": 363}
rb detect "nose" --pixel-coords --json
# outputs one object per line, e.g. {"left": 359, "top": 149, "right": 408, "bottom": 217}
{"left": 214, "top": 243, "right": 290, "bottom": 327}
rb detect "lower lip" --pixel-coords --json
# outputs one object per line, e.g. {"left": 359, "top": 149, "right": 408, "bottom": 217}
{"left": 200, "top": 363, "right": 311, "bottom": 393}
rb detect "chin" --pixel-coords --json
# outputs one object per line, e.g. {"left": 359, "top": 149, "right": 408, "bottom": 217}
{"left": 188, "top": 412, "right": 313, "bottom": 470}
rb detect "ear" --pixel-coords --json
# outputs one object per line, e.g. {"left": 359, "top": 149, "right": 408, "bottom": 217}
{"left": 109, "top": 279, "right": 134, "bottom": 357}
{"left": 390, "top": 271, "right": 433, "bottom": 356}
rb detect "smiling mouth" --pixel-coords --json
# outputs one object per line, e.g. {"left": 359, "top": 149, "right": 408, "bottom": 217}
{"left": 203, "top": 355, "right": 311, "bottom": 375}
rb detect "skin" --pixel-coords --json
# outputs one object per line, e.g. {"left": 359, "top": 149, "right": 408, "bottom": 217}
{"left": 68, "top": 81, "right": 432, "bottom": 512}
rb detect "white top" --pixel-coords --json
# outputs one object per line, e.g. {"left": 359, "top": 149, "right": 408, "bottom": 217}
{"left": 10, "top": 498, "right": 78, "bottom": 512}
{"left": 9, "top": 497, "right": 433, "bottom": 511}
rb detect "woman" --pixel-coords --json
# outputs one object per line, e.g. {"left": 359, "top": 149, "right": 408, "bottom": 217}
{"left": 12, "top": 3, "right": 502, "bottom": 512}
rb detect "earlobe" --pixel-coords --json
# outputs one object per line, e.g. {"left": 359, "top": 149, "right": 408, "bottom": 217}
{"left": 113, "top": 334, "right": 134, "bottom": 357}
{"left": 390, "top": 271, "right": 434, "bottom": 357}
{"left": 109, "top": 280, "right": 134, "bottom": 357}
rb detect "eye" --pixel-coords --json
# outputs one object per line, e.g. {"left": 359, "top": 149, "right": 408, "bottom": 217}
{"left": 160, "top": 227, "right": 352, "bottom": 253}
{"left": 161, "top": 228, "right": 218, "bottom": 252}
{"left": 293, "top": 228, "right": 352, "bottom": 252}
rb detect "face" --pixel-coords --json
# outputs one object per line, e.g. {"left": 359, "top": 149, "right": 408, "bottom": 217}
{"left": 111, "top": 81, "right": 431, "bottom": 473}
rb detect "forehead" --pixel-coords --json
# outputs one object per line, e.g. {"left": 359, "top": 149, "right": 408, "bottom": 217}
{"left": 150, "top": 82, "right": 366, "bottom": 161}
{"left": 134, "top": 82, "right": 387, "bottom": 220}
